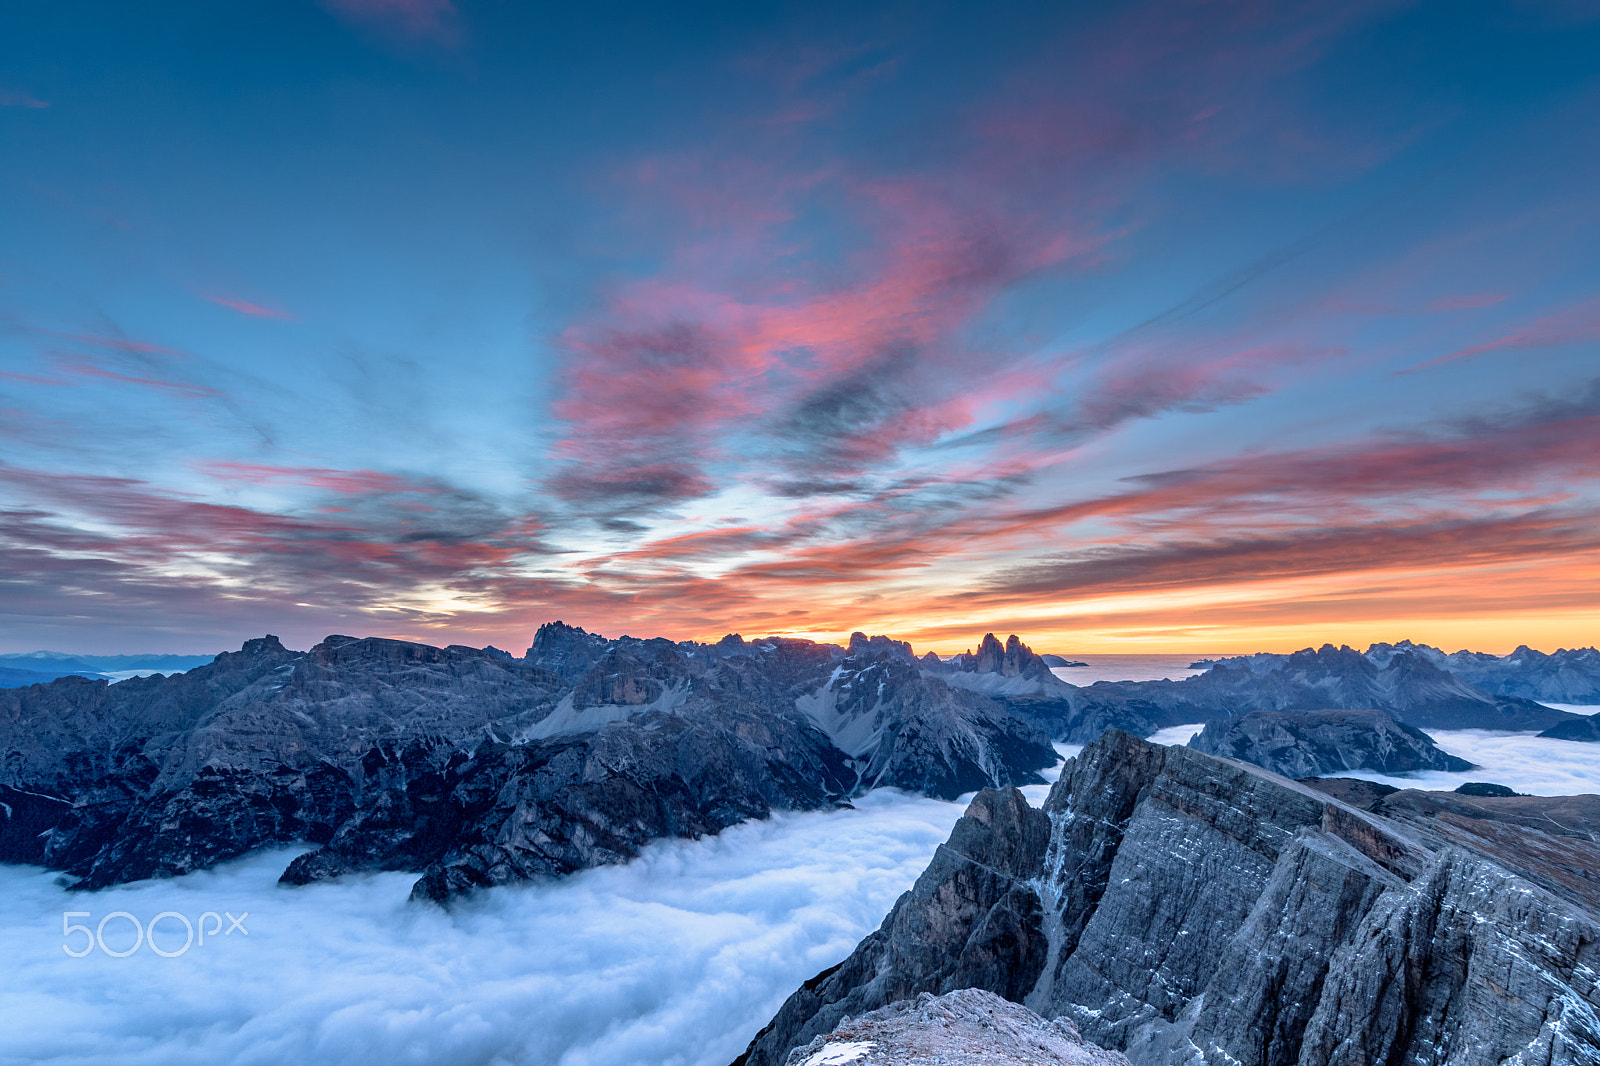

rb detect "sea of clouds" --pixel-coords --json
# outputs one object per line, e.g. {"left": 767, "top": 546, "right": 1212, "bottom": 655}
{"left": 1146, "top": 722, "right": 1600, "bottom": 796}
{"left": 0, "top": 782, "right": 1034, "bottom": 1066}
{"left": 2, "top": 724, "right": 1593, "bottom": 1066}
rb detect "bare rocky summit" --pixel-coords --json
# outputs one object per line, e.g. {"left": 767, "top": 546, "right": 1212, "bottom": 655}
{"left": 782, "top": 988, "right": 1128, "bottom": 1066}
{"left": 738, "top": 730, "right": 1600, "bottom": 1066}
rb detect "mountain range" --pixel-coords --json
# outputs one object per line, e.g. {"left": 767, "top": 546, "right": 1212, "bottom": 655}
{"left": 936, "top": 637, "right": 1580, "bottom": 741}
{"left": 0, "top": 625, "right": 1056, "bottom": 897}
{"left": 2, "top": 625, "right": 1594, "bottom": 900}
{"left": 1197, "top": 639, "right": 1600, "bottom": 704}
{"left": 0, "top": 651, "right": 217, "bottom": 687}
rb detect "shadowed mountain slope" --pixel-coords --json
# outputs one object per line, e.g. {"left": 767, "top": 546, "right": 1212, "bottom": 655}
{"left": 0, "top": 625, "right": 1056, "bottom": 898}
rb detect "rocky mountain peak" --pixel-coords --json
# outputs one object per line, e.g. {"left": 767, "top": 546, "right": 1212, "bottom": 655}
{"left": 713, "top": 633, "right": 749, "bottom": 656}
{"left": 847, "top": 632, "right": 915, "bottom": 662}
{"left": 238, "top": 634, "right": 291, "bottom": 657}
{"left": 525, "top": 620, "right": 612, "bottom": 681}
{"left": 958, "top": 633, "right": 1054, "bottom": 681}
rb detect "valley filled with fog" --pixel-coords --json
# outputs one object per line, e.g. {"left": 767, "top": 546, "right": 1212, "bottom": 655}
{"left": 0, "top": 790, "right": 974, "bottom": 1066}
{"left": 3, "top": 721, "right": 1595, "bottom": 1066}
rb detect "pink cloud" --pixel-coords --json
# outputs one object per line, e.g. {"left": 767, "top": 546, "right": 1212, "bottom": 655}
{"left": 205, "top": 294, "right": 295, "bottom": 320}
{"left": 1425, "top": 292, "right": 1507, "bottom": 313}
{"left": 197, "top": 462, "right": 433, "bottom": 495}
{"left": 1405, "top": 293, "right": 1600, "bottom": 372}
{"left": 0, "top": 91, "right": 48, "bottom": 109}
{"left": 56, "top": 360, "right": 220, "bottom": 398}
{"left": 44, "top": 331, "right": 187, "bottom": 359}
{"left": 321, "top": 0, "right": 461, "bottom": 45}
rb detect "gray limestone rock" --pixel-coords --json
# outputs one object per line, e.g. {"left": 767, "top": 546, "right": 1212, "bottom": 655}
{"left": 1, "top": 626, "right": 1057, "bottom": 897}
{"left": 781, "top": 988, "right": 1129, "bottom": 1066}
{"left": 1365, "top": 640, "right": 1600, "bottom": 703}
{"left": 739, "top": 730, "right": 1600, "bottom": 1066}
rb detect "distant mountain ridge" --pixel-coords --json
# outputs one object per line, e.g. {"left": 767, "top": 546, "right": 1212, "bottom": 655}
{"left": 0, "top": 624, "right": 1057, "bottom": 898}
{"left": 0, "top": 650, "right": 218, "bottom": 685}
{"left": 956, "top": 639, "right": 1577, "bottom": 742}
{"left": 1196, "top": 639, "right": 1600, "bottom": 704}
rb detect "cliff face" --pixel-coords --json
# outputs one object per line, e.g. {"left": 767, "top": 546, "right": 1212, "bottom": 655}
{"left": 738, "top": 731, "right": 1600, "bottom": 1066}
{"left": 0, "top": 626, "right": 1057, "bottom": 898}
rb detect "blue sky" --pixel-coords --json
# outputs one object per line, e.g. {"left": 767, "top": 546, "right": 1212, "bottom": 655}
{"left": 2, "top": 0, "right": 1598, "bottom": 654}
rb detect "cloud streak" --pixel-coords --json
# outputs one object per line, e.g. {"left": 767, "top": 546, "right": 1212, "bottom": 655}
{"left": 204, "top": 295, "right": 294, "bottom": 320}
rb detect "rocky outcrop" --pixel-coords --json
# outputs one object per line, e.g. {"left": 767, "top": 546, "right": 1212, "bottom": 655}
{"left": 740, "top": 731, "right": 1600, "bottom": 1066}
{"left": 780, "top": 988, "right": 1129, "bottom": 1066}
{"left": 734, "top": 787, "right": 1055, "bottom": 1066}
{"left": 847, "top": 632, "right": 916, "bottom": 663}
{"left": 1542, "top": 711, "right": 1600, "bottom": 742}
{"left": 1297, "top": 776, "right": 1400, "bottom": 809}
{"left": 1040, "top": 654, "right": 1088, "bottom": 668}
{"left": 1, "top": 626, "right": 1056, "bottom": 898}
{"left": 1189, "top": 708, "right": 1474, "bottom": 777}
{"left": 523, "top": 620, "right": 613, "bottom": 682}
{"left": 797, "top": 655, "right": 1055, "bottom": 800}
{"left": 932, "top": 634, "right": 1071, "bottom": 698}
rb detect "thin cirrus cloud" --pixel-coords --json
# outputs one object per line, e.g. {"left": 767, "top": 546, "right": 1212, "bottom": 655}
{"left": 539, "top": 0, "right": 1430, "bottom": 521}
{"left": 54, "top": 359, "right": 221, "bottom": 399}
{"left": 204, "top": 294, "right": 294, "bottom": 320}
{"left": 320, "top": 0, "right": 461, "bottom": 46}
{"left": 1403, "top": 292, "right": 1600, "bottom": 372}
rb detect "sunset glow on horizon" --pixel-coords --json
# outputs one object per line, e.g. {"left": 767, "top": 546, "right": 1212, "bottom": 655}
{"left": 2, "top": 1, "right": 1598, "bottom": 656}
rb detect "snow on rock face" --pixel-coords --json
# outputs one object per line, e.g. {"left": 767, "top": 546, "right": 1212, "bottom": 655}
{"left": 523, "top": 680, "right": 692, "bottom": 741}
{"left": 799, "top": 1041, "right": 875, "bottom": 1065}
{"left": 796, "top": 655, "right": 1059, "bottom": 800}
{"left": 782, "top": 989, "right": 1129, "bottom": 1066}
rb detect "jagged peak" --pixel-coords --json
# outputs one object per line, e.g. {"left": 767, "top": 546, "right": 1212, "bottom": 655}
{"left": 847, "top": 631, "right": 915, "bottom": 662}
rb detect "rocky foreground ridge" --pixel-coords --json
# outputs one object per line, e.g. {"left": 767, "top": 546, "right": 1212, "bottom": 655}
{"left": 0, "top": 625, "right": 1057, "bottom": 897}
{"left": 783, "top": 988, "right": 1130, "bottom": 1066}
{"left": 737, "top": 731, "right": 1600, "bottom": 1066}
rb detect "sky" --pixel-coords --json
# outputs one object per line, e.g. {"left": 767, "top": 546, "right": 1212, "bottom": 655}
{"left": 2, "top": 0, "right": 1599, "bottom": 655}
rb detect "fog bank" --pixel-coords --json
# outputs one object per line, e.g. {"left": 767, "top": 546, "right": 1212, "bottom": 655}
{"left": 0, "top": 791, "right": 976, "bottom": 1066}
